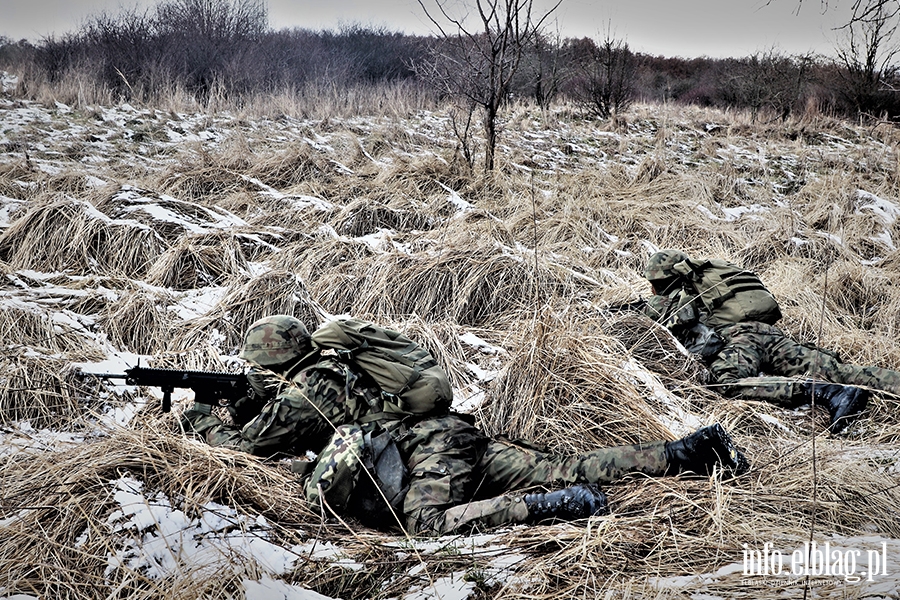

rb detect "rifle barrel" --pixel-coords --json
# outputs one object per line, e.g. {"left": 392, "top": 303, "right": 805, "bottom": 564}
{"left": 75, "top": 372, "right": 128, "bottom": 379}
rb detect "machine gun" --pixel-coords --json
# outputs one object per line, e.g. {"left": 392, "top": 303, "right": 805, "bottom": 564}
{"left": 76, "top": 365, "right": 249, "bottom": 413}
{"left": 603, "top": 298, "right": 648, "bottom": 314}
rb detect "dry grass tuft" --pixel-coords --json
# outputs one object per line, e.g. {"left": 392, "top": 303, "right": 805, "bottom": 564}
{"left": 0, "top": 198, "right": 165, "bottom": 277}
{"left": 0, "top": 354, "right": 108, "bottom": 427}
{"left": 169, "top": 270, "right": 324, "bottom": 353}
{"left": 603, "top": 313, "right": 713, "bottom": 398}
{"left": 248, "top": 143, "right": 337, "bottom": 190}
{"left": 0, "top": 303, "right": 100, "bottom": 358}
{"left": 98, "top": 289, "right": 175, "bottom": 355}
{"left": 306, "top": 241, "right": 592, "bottom": 328}
{"left": 0, "top": 424, "right": 315, "bottom": 599}
{"left": 479, "top": 312, "right": 688, "bottom": 453}
{"left": 145, "top": 233, "right": 250, "bottom": 290}
{"left": 333, "top": 198, "right": 435, "bottom": 237}
{"left": 218, "top": 270, "right": 325, "bottom": 347}
{"left": 95, "top": 186, "right": 244, "bottom": 243}
{"left": 155, "top": 162, "right": 253, "bottom": 204}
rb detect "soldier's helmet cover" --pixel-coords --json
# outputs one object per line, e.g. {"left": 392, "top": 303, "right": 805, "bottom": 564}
{"left": 644, "top": 249, "right": 690, "bottom": 282}
{"left": 239, "top": 315, "right": 311, "bottom": 367}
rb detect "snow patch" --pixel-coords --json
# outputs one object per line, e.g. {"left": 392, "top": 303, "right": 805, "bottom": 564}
{"left": 244, "top": 577, "right": 337, "bottom": 600}
{"left": 105, "top": 475, "right": 304, "bottom": 580}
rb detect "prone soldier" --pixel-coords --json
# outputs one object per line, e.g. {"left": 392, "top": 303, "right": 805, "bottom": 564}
{"left": 182, "top": 315, "right": 749, "bottom": 535}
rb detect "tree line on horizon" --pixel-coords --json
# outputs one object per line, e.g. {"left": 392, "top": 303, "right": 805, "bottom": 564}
{"left": 0, "top": 0, "right": 898, "bottom": 125}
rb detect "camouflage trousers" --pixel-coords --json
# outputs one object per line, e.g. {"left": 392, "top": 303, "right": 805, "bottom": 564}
{"left": 395, "top": 414, "right": 668, "bottom": 535}
{"left": 709, "top": 322, "right": 900, "bottom": 405}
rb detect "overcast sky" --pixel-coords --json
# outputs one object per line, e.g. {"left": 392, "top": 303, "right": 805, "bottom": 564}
{"left": 1, "top": 0, "right": 855, "bottom": 59}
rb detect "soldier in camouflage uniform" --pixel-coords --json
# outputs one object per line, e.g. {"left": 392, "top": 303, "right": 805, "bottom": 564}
{"left": 182, "top": 315, "right": 749, "bottom": 535}
{"left": 642, "top": 249, "right": 900, "bottom": 433}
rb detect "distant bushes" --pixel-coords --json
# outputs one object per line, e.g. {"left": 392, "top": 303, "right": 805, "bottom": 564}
{"left": 1, "top": 0, "right": 430, "bottom": 104}
{"left": 1, "top": 0, "right": 899, "bottom": 121}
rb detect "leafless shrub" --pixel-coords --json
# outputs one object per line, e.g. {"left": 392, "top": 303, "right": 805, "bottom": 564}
{"left": 566, "top": 31, "right": 637, "bottom": 119}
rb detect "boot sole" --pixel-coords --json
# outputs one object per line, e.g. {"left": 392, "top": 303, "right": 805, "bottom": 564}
{"left": 710, "top": 424, "right": 750, "bottom": 476}
{"left": 828, "top": 389, "right": 870, "bottom": 434}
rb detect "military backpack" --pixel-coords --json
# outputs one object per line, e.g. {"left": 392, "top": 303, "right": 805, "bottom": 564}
{"left": 305, "top": 424, "right": 409, "bottom": 529}
{"left": 310, "top": 318, "right": 453, "bottom": 416}
{"left": 672, "top": 258, "right": 782, "bottom": 327}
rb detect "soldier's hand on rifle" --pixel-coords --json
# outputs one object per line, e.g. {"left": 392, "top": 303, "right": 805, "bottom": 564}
{"left": 227, "top": 394, "right": 265, "bottom": 427}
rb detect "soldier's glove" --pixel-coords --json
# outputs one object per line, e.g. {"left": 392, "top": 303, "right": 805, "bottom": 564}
{"left": 227, "top": 394, "right": 265, "bottom": 427}
{"left": 179, "top": 402, "right": 221, "bottom": 438}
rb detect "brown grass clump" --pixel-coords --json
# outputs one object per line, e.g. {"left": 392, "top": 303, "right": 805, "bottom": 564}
{"left": 95, "top": 186, "right": 246, "bottom": 243}
{"left": 332, "top": 198, "right": 435, "bottom": 237}
{"left": 169, "top": 270, "right": 324, "bottom": 353}
{"left": 248, "top": 142, "right": 337, "bottom": 189}
{"left": 0, "top": 354, "right": 107, "bottom": 427}
{"left": 307, "top": 242, "right": 591, "bottom": 328}
{"left": 0, "top": 303, "right": 101, "bottom": 358}
{"left": 0, "top": 198, "right": 165, "bottom": 277}
{"left": 218, "top": 270, "right": 324, "bottom": 347}
{"left": 273, "top": 235, "right": 375, "bottom": 281}
{"left": 156, "top": 162, "right": 254, "bottom": 204}
{"left": 479, "top": 312, "right": 687, "bottom": 453}
{"left": 145, "top": 233, "right": 250, "bottom": 290}
{"left": 98, "top": 289, "right": 175, "bottom": 355}
{"left": 602, "top": 313, "right": 714, "bottom": 403}
{"left": 0, "top": 425, "right": 315, "bottom": 600}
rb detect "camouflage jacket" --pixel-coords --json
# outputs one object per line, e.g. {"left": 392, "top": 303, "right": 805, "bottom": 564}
{"left": 642, "top": 290, "right": 701, "bottom": 333}
{"left": 202, "top": 354, "right": 383, "bottom": 458}
{"left": 642, "top": 291, "right": 724, "bottom": 360}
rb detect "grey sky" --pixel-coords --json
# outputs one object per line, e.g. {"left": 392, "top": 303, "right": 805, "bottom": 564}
{"left": 1, "top": 0, "right": 853, "bottom": 58}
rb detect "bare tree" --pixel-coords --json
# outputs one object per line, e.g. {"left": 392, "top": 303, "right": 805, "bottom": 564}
{"left": 845, "top": 0, "right": 899, "bottom": 24}
{"left": 785, "top": 0, "right": 899, "bottom": 23}
{"left": 155, "top": 0, "right": 268, "bottom": 98}
{"left": 834, "top": 2, "right": 900, "bottom": 116}
{"left": 568, "top": 29, "right": 636, "bottom": 119}
{"left": 416, "top": 0, "right": 561, "bottom": 172}
{"left": 724, "top": 49, "right": 814, "bottom": 121}
{"left": 525, "top": 29, "right": 565, "bottom": 111}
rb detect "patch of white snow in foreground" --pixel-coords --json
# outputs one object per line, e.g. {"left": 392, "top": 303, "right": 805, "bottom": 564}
{"left": 243, "top": 576, "right": 337, "bottom": 600}
{"left": 0, "top": 422, "right": 84, "bottom": 457}
{"left": 103, "top": 475, "right": 304, "bottom": 580}
{"left": 386, "top": 534, "right": 532, "bottom": 599}
{"left": 403, "top": 573, "right": 476, "bottom": 600}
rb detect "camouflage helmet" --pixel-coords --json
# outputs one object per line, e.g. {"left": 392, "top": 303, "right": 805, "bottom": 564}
{"left": 239, "top": 315, "right": 311, "bottom": 367}
{"left": 644, "top": 249, "right": 689, "bottom": 282}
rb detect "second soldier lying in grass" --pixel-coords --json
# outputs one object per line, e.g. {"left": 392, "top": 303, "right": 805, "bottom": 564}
{"left": 639, "top": 249, "right": 900, "bottom": 434}
{"left": 182, "top": 315, "right": 748, "bottom": 535}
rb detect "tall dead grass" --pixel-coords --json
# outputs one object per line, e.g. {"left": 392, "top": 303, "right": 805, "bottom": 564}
{"left": 0, "top": 425, "right": 315, "bottom": 599}
{"left": 145, "top": 234, "right": 250, "bottom": 290}
{"left": 4, "top": 94, "right": 900, "bottom": 599}
{"left": 168, "top": 270, "right": 325, "bottom": 353}
{"left": 0, "top": 198, "right": 165, "bottom": 277}
{"left": 0, "top": 354, "right": 107, "bottom": 427}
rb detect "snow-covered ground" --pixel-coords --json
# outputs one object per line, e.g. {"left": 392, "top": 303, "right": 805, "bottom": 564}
{"left": 3, "top": 80, "right": 900, "bottom": 599}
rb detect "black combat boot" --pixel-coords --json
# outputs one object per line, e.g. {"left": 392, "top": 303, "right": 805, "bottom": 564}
{"left": 664, "top": 423, "right": 749, "bottom": 476}
{"left": 802, "top": 382, "right": 869, "bottom": 434}
{"left": 523, "top": 484, "right": 608, "bottom": 523}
